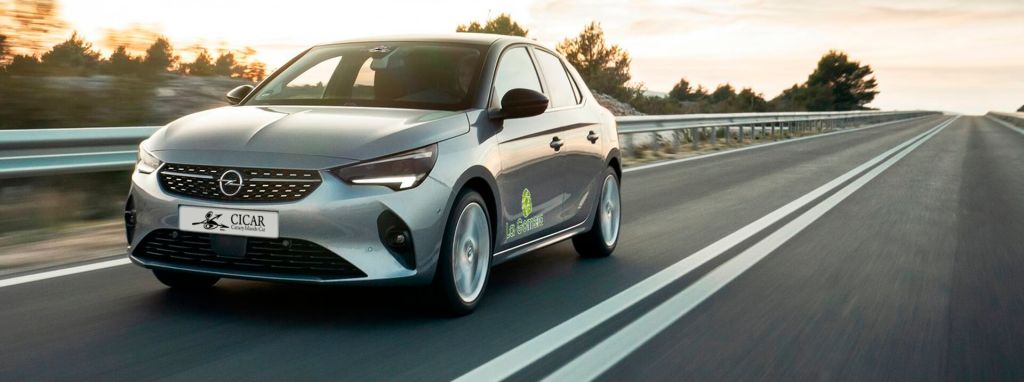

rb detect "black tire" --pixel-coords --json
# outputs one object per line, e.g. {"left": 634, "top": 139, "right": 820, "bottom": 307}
{"left": 153, "top": 269, "right": 219, "bottom": 290}
{"left": 573, "top": 167, "right": 621, "bottom": 258}
{"left": 433, "top": 189, "right": 492, "bottom": 316}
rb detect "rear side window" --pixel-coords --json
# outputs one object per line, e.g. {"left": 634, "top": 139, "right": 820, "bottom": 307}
{"left": 491, "top": 47, "right": 542, "bottom": 107}
{"left": 534, "top": 50, "right": 579, "bottom": 108}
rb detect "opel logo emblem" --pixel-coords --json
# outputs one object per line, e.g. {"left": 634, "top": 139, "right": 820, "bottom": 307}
{"left": 218, "top": 170, "right": 244, "bottom": 196}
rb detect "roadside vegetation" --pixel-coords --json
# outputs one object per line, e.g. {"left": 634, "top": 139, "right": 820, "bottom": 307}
{"left": 457, "top": 14, "right": 880, "bottom": 116}
{"left": 0, "top": 5, "right": 882, "bottom": 129}
{"left": 0, "top": 0, "right": 265, "bottom": 129}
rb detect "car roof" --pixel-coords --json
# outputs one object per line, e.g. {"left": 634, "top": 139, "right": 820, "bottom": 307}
{"left": 316, "top": 33, "right": 534, "bottom": 47}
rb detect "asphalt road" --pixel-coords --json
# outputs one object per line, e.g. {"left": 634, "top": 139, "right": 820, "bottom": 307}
{"left": 2, "top": 115, "right": 1022, "bottom": 381}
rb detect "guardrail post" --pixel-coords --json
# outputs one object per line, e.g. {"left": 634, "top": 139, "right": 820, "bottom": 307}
{"left": 672, "top": 130, "right": 681, "bottom": 153}
{"left": 739, "top": 125, "right": 745, "bottom": 143}
{"left": 710, "top": 126, "right": 717, "bottom": 146}
{"left": 623, "top": 133, "right": 635, "bottom": 158}
{"left": 692, "top": 127, "right": 699, "bottom": 150}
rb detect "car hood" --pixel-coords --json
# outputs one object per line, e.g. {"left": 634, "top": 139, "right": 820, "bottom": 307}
{"left": 148, "top": 106, "right": 469, "bottom": 161}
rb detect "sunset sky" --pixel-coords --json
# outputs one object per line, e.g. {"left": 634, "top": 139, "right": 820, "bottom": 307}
{"left": 55, "top": 0, "right": 1024, "bottom": 114}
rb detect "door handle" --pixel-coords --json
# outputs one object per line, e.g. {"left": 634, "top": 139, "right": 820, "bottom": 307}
{"left": 549, "top": 136, "right": 564, "bottom": 151}
{"left": 587, "top": 131, "right": 600, "bottom": 143}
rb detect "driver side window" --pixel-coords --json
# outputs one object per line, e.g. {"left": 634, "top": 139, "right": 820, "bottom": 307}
{"left": 491, "top": 47, "right": 542, "bottom": 108}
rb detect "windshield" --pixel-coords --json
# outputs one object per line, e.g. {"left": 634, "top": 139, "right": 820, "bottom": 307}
{"left": 245, "top": 42, "right": 485, "bottom": 111}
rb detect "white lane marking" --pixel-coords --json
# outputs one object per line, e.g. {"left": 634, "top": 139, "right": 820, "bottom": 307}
{"left": 986, "top": 115, "right": 1024, "bottom": 136}
{"left": 624, "top": 115, "right": 936, "bottom": 173}
{"left": 543, "top": 116, "right": 958, "bottom": 381}
{"left": 454, "top": 116, "right": 955, "bottom": 382}
{"left": 0, "top": 258, "right": 131, "bottom": 289}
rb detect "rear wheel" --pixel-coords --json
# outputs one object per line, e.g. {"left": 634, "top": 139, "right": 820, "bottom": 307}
{"left": 573, "top": 168, "right": 621, "bottom": 258}
{"left": 433, "top": 189, "right": 492, "bottom": 316}
{"left": 153, "top": 269, "right": 219, "bottom": 290}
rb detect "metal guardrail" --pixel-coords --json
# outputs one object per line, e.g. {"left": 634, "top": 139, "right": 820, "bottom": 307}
{"left": 0, "top": 126, "right": 160, "bottom": 178}
{"left": 987, "top": 111, "right": 1024, "bottom": 128}
{"left": 0, "top": 110, "right": 937, "bottom": 179}
{"left": 615, "top": 110, "right": 938, "bottom": 155}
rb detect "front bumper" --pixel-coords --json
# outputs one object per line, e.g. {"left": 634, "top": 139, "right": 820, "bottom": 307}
{"left": 127, "top": 164, "right": 451, "bottom": 286}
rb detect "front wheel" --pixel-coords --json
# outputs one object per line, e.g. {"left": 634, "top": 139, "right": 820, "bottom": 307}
{"left": 573, "top": 168, "right": 621, "bottom": 258}
{"left": 433, "top": 189, "right": 492, "bottom": 316}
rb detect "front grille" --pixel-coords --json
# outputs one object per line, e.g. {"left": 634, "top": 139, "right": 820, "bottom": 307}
{"left": 158, "top": 163, "right": 322, "bottom": 202}
{"left": 134, "top": 229, "right": 366, "bottom": 279}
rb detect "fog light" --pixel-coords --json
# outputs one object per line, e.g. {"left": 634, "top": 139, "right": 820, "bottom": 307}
{"left": 377, "top": 210, "right": 415, "bottom": 269}
{"left": 386, "top": 229, "right": 410, "bottom": 248}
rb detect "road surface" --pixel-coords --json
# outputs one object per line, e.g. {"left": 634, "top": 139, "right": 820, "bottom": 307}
{"left": 2, "top": 115, "right": 1022, "bottom": 381}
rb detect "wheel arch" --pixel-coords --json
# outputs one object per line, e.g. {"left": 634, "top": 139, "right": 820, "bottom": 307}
{"left": 606, "top": 148, "right": 622, "bottom": 180}
{"left": 446, "top": 166, "right": 501, "bottom": 245}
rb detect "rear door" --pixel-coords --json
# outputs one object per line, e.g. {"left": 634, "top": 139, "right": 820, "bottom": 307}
{"left": 531, "top": 48, "right": 604, "bottom": 227}
{"left": 492, "top": 46, "right": 569, "bottom": 251}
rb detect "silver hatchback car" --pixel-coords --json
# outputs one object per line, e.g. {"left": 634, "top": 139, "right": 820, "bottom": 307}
{"left": 126, "top": 34, "right": 622, "bottom": 314}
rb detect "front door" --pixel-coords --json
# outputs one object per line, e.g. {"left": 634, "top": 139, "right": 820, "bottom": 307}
{"left": 492, "top": 46, "right": 568, "bottom": 251}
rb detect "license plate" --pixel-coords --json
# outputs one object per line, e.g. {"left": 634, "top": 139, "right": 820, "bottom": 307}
{"left": 179, "top": 205, "right": 279, "bottom": 238}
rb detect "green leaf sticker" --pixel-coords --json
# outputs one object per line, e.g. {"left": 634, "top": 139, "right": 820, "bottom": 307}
{"left": 521, "top": 188, "right": 533, "bottom": 217}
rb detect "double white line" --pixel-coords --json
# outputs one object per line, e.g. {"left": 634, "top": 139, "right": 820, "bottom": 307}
{"left": 457, "top": 116, "right": 958, "bottom": 381}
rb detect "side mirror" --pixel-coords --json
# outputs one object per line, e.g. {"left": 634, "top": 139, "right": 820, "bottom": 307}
{"left": 226, "top": 85, "right": 253, "bottom": 105}
{"left": 492, "top": 88, "right": 548, "bottom": 120}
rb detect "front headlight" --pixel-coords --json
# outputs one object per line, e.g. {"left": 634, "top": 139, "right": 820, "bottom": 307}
{"left": 331, "top": 144, "right": 437, "bottom": 190}
{"left": 136, "top": 145, "right": 162, "bottom": 174}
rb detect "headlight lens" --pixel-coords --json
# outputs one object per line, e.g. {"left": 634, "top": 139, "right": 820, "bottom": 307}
{"left": 331, "top": 144, "right": 437, "bottom": 190}
{"left": 136, "top": 145, "right": 162, "bottom": 174}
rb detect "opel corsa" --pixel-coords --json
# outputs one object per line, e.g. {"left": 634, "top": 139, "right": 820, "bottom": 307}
{"left": 126, "top": 34, "right": 622, "bottom": 314}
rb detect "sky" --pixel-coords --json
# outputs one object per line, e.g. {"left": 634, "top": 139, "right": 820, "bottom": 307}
{"left": 55, "top": 0, "right": 1024, "bottom": 114}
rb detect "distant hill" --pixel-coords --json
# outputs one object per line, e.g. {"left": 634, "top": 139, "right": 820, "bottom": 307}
{"left": 643, "top": 90, "right": 669, "bottom": 98}
{"left": 1018, "top": 104, "right": 1023, "bottom": 112}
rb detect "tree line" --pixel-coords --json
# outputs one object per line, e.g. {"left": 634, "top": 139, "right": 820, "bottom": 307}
{"left": 0, "top": 5, "right": 881, "bottom": 117}
{"left": 457, "top": 14, "right": 880, "bottom": 114}
{"left": 0, "top": 0, "right": 266, "bottom": 130}
{"left": 0, "top": 32, "right": 266, "bottom": 81}
{"left": 0, "top": 0, "right": 265, "bottom": 81}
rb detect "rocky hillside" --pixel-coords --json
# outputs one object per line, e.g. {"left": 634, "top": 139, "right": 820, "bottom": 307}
{"left": 0, "top": 75, "right": 250, "bottom": 129}
{"left": 593, "top": 92, "right": 644, "bottom": 116}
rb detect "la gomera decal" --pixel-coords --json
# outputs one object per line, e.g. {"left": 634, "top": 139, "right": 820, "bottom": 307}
{"left": 506, "top": 188, "right": 544, "bottom": 240}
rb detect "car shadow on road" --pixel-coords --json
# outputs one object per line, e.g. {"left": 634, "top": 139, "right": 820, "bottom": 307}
{"left": 145, "top": 241, "right": 594, "bottom": 325}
